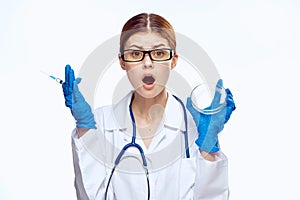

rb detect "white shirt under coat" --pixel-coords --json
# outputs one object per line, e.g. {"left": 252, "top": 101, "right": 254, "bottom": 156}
{"left": 71, "top": 91, "right": 229, "bottom": 200}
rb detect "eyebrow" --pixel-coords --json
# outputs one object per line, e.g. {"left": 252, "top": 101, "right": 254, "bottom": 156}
{"left": 152, "top": 43, "right": 168, "bottom": 49}
{"left": 127, "top": 44, "right": 143, "bottom": 49}
{"left": 127, "top": 43, "right": 168, "bottom": 49}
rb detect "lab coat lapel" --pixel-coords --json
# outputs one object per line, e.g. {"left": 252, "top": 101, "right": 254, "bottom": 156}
{"left": 105, "top": 91, "right": 133, "bottom": 137}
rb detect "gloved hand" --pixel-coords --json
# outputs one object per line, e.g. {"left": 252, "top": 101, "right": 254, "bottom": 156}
{"left": 186, "top": 79, "right": 236, "bottom": 153}
{"left": 62, "top": 64, "right": 96, "bottom": 129}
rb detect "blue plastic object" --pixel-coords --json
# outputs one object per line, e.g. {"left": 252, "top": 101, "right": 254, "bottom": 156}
{"left": 186, "top": 79, "right": 236, "bottom": 153}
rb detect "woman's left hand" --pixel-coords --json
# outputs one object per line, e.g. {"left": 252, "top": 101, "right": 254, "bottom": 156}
{"left": 186, "top": 79, "right": 236, "bottom": 153}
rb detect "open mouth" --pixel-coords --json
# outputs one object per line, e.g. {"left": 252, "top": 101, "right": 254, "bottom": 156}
{"left": 142, "top": 75, "right": 155, "bottom": 85}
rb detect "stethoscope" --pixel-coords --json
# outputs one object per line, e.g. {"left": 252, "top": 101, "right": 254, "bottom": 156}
{"left": 105, "top": 94, "right": 190, "bottom": 200}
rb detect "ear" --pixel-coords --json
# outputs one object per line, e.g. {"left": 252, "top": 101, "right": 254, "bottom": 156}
{"left": 119, "top": 54, "right": 126, "bottom": 70}
{"left": 171, "top": 53, "right": 178, "bottom": 69}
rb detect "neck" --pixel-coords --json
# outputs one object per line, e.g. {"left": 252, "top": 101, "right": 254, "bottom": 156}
{"left": 132, "top": 89, "right": 168, "bottom": 117}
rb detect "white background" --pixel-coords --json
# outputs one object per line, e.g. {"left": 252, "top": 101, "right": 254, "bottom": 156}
{"left": 1, "top": 0, "right": 300, "bottom": 199}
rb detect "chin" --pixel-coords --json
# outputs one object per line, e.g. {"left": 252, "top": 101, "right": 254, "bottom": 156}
{"left": 135, "top": 85, "right": 165, "bottom": 99}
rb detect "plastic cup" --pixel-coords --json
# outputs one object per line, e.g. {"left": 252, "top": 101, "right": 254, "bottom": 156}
{"left": 190, "top": 82, "right": 227, "bottom": 115}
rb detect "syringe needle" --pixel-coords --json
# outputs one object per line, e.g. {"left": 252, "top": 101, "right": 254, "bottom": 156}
{"left": 40, "top": 70, "right": 50, "bottom": 77}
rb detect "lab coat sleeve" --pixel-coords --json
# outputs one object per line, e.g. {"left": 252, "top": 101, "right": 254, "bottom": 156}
{"left": 186, "top": 104, "right": 229, "bottom": 199}
{"left": 193, "top": 151, "right": 229, "bottom": 200}
{"left": 71, "top": 127, "right": 109, "bottom": 199}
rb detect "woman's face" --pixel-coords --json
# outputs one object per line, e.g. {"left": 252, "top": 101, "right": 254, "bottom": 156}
{"left": 119, "top": 31, "right": 178, "bottom": 99}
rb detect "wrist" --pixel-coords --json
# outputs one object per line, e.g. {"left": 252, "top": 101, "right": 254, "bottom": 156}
{"left": 76, "top": 128, "right": 89, "bottom": 138}
{"left": 199, "top": 150, "right": 217, "bottom": 162}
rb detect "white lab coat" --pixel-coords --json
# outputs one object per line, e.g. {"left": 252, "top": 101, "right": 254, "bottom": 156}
{"left": 71, "top": 91, "right": 229, "bottom": 200}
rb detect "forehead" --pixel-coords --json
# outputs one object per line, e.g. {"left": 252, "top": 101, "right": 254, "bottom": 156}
{"left": 125, "top": 32, "right": 170, "bottom": 49}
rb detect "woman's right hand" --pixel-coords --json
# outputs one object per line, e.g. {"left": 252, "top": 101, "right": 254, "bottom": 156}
{"left": 62, "top": 65, "right": 96, "bottom": 131}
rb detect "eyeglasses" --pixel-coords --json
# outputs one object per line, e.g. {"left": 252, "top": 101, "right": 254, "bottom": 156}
{"left": 120, "top": 48, "right": 174, "bottom": 62}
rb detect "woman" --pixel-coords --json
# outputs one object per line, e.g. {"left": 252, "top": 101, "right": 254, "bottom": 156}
{"left": 63, "top": 13, "right": 236, "bottom": 200}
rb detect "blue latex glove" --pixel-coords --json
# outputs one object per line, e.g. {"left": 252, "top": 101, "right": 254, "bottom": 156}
{"left": 62, "top": 64, "right": 96, "bottom": 129}
{"left": 186, "top": 79, "right": 236, "bottom": 153}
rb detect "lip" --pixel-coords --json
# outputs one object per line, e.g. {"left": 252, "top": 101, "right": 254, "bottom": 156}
{"left": 142, "top": 74, "right": 155, "bottom": 90}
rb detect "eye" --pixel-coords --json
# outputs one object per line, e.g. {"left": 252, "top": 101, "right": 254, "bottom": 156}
{"left": 154, "top": 50, "right": 165, "bottom": 57}
{"left": 132, "top": 51, "right": 142, "bottom": 57}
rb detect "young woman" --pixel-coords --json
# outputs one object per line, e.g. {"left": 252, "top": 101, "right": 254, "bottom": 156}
{"left": 63, "top": 13, "right": 236, "bottom": 200}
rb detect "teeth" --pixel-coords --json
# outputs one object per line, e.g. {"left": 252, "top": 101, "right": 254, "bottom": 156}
{"left": 143, "top": 76, "right": 155, "bottom": 84}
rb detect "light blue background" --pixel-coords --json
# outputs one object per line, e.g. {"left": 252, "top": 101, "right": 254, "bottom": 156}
{"left": 1, "top": 0, "right": 299, "bottom": 199}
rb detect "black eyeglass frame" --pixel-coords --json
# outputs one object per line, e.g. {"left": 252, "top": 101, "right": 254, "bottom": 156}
{"left": 120, "top": 48, "right": 174, "bottom": 62}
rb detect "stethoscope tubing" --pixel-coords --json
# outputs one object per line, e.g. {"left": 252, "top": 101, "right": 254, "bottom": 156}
{"left": 104, "top": 95, "right": 189, "bottom": 200}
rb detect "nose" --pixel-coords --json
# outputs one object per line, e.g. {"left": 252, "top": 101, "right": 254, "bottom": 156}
{"left": 143, "top": 53, "right": 153, "bottom": 68}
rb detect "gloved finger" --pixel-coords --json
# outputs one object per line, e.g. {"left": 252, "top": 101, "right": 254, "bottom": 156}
{"left": 224, "top": 88, "right": 236, "bottom": 124}
{"left": 211, "top": 79, "right": 223, "bottom": 108}
{"left": 72, "top": 78, "right": 83, "bottom": 102}
{"left": 65, "top": 64, "right": 75, "bottom": 95}
{"left": 225, "top": 89, "right": 235, "bottom": 109}
{"left": 75, "top": 77, "right": 82, "bottom": 85}
{"left": 186, "top": 97, "right": 200, "bottom": 123}
{"left": 62, "top": 83, "right": 72, "bottom": 108}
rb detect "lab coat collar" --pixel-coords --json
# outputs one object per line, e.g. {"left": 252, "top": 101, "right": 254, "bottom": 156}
{"left": 105, "top": 90, "right": 186, "bottom": 138}
{"left": 107, "top": 91, "right": 134, "bottom": 134}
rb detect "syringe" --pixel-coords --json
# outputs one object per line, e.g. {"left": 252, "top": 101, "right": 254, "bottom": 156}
{"left": 40, "top": 70, "right": 64, "bottom": 84}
